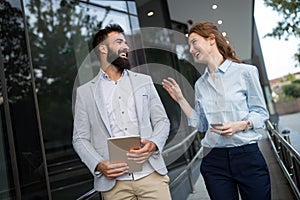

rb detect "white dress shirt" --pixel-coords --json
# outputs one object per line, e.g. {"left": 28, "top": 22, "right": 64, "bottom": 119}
{"left": 99, "top": 69, "right": 154, "bottom": 180}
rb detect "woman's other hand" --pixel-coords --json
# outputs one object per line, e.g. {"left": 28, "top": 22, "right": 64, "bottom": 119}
{"left": 210, "top": 121, "right": 248, "bottom": 136}
{"left": 162, "top": 77, "right": 184, "bottom": 102}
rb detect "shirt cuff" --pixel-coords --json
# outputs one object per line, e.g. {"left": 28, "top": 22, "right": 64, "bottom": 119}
{"left": 152, "top": 150, "right": 160, "bottom": 159}
{"left": 94, "top": 170, "right": 102, "bottom": 177}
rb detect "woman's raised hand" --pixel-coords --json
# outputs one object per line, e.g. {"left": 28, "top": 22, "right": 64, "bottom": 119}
{"left": 162, "top": 77, "right": 184, "bottom": 102}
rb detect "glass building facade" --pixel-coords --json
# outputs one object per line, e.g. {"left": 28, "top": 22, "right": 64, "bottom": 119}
{"left": 0, "top": 0, "right": 278, "bottom": 199}
{"left": 0, "top": 0, "right": 205, "bottom": 199}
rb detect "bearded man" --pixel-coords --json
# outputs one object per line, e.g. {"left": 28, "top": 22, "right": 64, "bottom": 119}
{"left": 72, "top": 24, "right": 171, "bottom": 200}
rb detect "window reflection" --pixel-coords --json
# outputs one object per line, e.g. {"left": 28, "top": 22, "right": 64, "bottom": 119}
{"left": 89, "top": 0, "right": 127, "bottom": 12}
{"left": 24, "top": 0, "right": 139, "bottom": 198}
{"left": 0, "top": 88, "right": 11, "bottom": 199}
{"left": 1, "top": 0, "right": 49, "bottom": 199}
{"left": 127, "top": 1, "right": 137, "bottom": 15}
{"left": 24, "top": 0, "right": 137, "bottom": 155}
{"left": 130, "top": 15, "right": 140, "bottom": 30}
{"left": 79, "top": 3, "right": 134, "bottom": 34}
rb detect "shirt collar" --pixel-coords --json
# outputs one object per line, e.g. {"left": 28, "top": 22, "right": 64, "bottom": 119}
{"left": 99, "top": 68, "right": 128, "bottom": 81}
{"left": 99, "top": 69, "right": 108, "bottom": 80}
{"left": 218, "top": 59, "right": 232, "bottom": 73}
{"left": 202, "top": 59, "right": 232, "bottom": 78}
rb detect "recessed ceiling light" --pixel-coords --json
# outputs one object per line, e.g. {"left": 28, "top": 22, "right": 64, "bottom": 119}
{"left": 212, "top": 4, "right": 218, "bottom": 10}
{"left": 147, "top": 11, "right": 154, "bottom": 17}
{"left": 222, "top": 32, "right": 227, "bottom": 36}
{"left": 185, "top": 33, "right": 188, "bottom": 37}
{"left": 217, "top": 20, "right": 223, "bottom": 25}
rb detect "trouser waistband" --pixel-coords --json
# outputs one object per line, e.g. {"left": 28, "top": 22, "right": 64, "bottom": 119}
{"left": 203, "top": 143, "right": 259, "bottom": 156}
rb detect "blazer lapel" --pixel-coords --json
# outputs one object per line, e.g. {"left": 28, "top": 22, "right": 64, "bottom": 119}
{"left": 91, "top": 74, "right": 111, "bottom": 137}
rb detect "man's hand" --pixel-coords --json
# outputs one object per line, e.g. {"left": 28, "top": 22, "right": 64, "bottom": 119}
{"left": 97, "top": 160, "right": 129, "bottom": 179}
{"left": 127, "top": 140, "right": 157, "bottom": 164}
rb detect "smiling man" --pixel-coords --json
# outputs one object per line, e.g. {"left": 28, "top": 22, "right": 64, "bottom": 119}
{"left": 72, "top": 24, "right": 171, "bottom": 200}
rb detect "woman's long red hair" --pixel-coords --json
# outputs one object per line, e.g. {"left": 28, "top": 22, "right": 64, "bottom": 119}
{"left": 189, "top": 22, "right": 241, "bottom": 63}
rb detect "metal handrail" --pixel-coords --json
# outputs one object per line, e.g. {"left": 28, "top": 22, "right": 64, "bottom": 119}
{"left": 76, "top": 129, "right": 200, "bottom": 200}
{"left": 266, "top": 120, "right": 300, "bottom": 200}
{"left": 76, "top": 188, "right": 98, "bottom": 200}
{"left": 163, "top": 129, "right": 198, "bottom": 156}
{"left": 169, "top": 142, "right": 202, "bottom": 189}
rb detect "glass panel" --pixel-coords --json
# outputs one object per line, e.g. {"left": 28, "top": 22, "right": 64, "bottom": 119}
{"left": 103, "top": 10, "right": 131, "bottom": 32}
{"left": 80, "top": 3, "right": 132, "bottom": 33}
{"left": 127, "top": 1, "right": 137, "bottom": 15}
{"left": 131, "top": 24, "right": 202, "bottom": 170}
{"left": 24, "top": 1, "right": 96, "bottom": 198}
{"left": 23, "top": 0, "right": 139, "bottom": 198}
{"left": 89, "top": 0, "right": 127, "bottom": 12}
{"left": 0, "top": 3, "right": 13, "bottom": 198}
{"left": 130, "top": 15, "right": 140, "bottom": 30}
{"left": 23, "top": 0, "right": 136, "bottom": 153}
{"left": 0, "top": 94, "right": 12, "bottom": 199}
{"left": 0, "top": 0, "right": 48, "bottom": 199}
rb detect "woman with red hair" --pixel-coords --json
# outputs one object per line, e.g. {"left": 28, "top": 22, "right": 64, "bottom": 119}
{"left": 163, "top": 22, "right": 271, "bottom": 200}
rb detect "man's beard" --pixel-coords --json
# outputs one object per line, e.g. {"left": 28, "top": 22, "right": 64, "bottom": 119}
{"left": 107, "top": 48, "right": 131, "bottom": 71}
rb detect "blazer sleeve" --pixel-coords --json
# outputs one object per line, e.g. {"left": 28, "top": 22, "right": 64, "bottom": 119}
{"left": 72, "top": 87, "right": 104, "bottom": 175}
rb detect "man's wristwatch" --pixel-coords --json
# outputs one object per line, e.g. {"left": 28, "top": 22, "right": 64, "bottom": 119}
{"left": 243, "top": 120, "right": 252, "bottom": 132}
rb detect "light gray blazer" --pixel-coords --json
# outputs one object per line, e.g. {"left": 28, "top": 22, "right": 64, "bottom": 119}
{"left": 72, "top": 70, "right": 170, "bottom": 192}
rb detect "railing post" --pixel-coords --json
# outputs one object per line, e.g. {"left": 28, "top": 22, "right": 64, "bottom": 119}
{"left": 265, "top": 120, "right": 300, "bottom": 199}
{"left": 184, "top": 151, "right": 195, "bottom": 193}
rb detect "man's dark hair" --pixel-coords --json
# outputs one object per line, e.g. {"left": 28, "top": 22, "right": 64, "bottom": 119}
{"left": 92, "top": 24, "right": 124, "bottom": 49}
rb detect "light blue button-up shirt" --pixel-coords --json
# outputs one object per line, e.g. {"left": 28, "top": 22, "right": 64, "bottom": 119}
{"left": 188, "top": 59, "right": 269, "bottom": 148}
